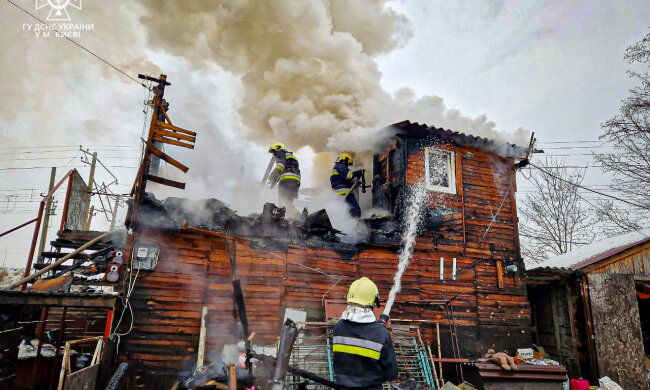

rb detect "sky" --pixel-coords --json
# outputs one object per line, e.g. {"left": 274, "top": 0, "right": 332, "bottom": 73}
{"left": 1, "top": 0, "right": 649, "bottom": 268}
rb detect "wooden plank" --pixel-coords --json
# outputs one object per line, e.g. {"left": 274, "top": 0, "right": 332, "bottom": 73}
{"left": 153, "top": 135, "right": 195, "bottom": 149}
{"left": 144, "top": 174, "right": 186, "bottom": 189}
{"left": 158, "top": 108, "right": 173, "bottom": 125}
{"left": 496, "top": 260, "right": 504, "bottom": 289}
{"left": 150, "top": 147, "right": 189, "bottom": 173}
{"left": 156, "top": 121, "right": 196, "bottom": 136}
{"left": 154, "top": 127, "right": 197, "bottom": 143}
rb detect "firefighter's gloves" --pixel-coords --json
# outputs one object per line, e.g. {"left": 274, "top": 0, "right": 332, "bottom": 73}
{"left": 478, "top": 349, "right": 518, "bottom": 371}
{"left": 379, "top": 313, "right": 390, "bottom": 326}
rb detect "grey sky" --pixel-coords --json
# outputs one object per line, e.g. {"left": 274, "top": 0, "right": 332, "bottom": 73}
{"left": 1, "top": 0, "right": 649, "bottom": 268}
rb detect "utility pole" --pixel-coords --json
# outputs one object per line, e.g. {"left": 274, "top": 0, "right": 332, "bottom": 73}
{"left": 86, "top": 205, "right": 95, "bottom": 231}
{"left": 109, "top": 195, "right": 120, "bottom": 230}
{"left": 36, "top": 167, "right": 56, "bottom": 264}
{"left": 83, "top": 152, "right": 97, "bottom": 230}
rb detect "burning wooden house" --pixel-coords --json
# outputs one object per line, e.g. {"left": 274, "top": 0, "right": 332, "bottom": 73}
{"left": 0, "top": 76, "right": 546, "bottom": 389}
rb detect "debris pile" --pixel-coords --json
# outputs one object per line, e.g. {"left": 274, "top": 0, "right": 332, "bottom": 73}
{"left": 133, "top": 192, "right": 407, "bottom": 245}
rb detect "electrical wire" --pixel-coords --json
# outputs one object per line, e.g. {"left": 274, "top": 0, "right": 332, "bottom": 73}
{"left": 537, "top": 140, "right": 604, "bottom": 144}
{"left": 0, "top": 165, "right": 137, "bottom": 171}
{"left": 112, "top": 266, "right": 140, "bottom": 355}
{"left": 528, "top": 163, "right": 649, "bottom": 210}
{"left": 0, "top": 144, "right": 137, "bottom": 151}
{"left": 5, "top": 0, "right": 150, "bottom": 89}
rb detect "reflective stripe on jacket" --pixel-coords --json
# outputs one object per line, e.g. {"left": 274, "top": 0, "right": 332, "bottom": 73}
{"left": 332, "top": 319, "right": 398, "bottom": 388}
{"left": 330, "top": 162, "right": 361, "bottom": 192}
{"left": 268, "top": 150, "right": 301, "bottom": 185}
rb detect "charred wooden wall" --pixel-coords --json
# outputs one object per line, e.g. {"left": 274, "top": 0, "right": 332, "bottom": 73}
{"left": 121, "top": 226, "right": 531, "bottom": 387}
{"left": 373, "top": 136, "right": 531, "bottom": 355}
{"left": 120, "top": 132, "right": 532, "bottom": 387}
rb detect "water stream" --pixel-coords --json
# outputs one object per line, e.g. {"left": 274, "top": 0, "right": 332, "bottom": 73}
{"left": 383, "top": 181, "right": 428, "bottom": 316}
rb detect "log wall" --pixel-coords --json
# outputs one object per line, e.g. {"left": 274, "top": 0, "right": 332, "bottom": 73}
{"left": 119, "top": 139, "right": 532, "bottom": 387}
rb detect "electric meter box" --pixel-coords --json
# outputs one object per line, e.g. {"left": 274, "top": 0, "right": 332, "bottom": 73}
{"left": 132, "top": 243, "right": 160, "bottom": 271}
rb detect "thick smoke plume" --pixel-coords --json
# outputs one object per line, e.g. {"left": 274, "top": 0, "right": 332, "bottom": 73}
{"left": 139, "top": 0, "right": 529, "bottom": 155}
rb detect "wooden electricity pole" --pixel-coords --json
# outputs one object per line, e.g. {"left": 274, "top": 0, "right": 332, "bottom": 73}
{"left": 36, "top": 167, "right": 56, "bottom": 264}
{"left": 109, "top": 195, "right": 120, "bottom": 230}
{"left": 82, "top": 152, "right": 97, "bottom": 230}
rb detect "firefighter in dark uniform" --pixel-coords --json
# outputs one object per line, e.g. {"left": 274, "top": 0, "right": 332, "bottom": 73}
{"left": 330, "top": 152, "right": 364, "bottom": 218}
{"left": 267, "top": 142, "right": 301, "bottom": 210}
{"left": 333, "top": 277, "right": 398, "bottom": 389}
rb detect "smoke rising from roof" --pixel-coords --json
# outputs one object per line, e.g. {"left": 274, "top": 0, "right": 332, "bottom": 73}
{"left": 139, "top": 0, "right": 529, "bottom": 154}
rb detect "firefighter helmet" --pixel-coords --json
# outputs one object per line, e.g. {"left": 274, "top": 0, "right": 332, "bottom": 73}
{"left": 337, "top": 152, "right": 353, "bottom": 165}
{"left": 347, "top": 277, "right": 380, "bottom": 307}
{"left": 269, "top": 142, "right": 285, "bottom": 153}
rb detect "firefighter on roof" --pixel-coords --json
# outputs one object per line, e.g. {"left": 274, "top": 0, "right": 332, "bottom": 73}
{"left": 330, "top": 153, "right": 364, "bottom": 218}
{"left": 333, "top": 277, "right": 398, "bottom": 389}
{"left": 267, "top": 142, "right": 301, "bottom": 210}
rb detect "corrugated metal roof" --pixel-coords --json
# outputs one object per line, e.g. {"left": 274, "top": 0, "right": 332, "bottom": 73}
{"left": 529, "top": 229, "right": 650, "bottom": 271}
{"left": 391, "top": 120, "right": 529, "bottom": 159}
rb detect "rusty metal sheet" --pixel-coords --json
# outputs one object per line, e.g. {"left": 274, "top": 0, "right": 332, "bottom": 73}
{"left": 29, "top": 275, "right": 72, "bottom": 292}
{"left": 64, "top": 364, "right": 100, "bottom": 390}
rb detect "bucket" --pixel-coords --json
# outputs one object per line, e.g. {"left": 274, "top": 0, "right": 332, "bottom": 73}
{"left": 570, "top": 378, "right": 589, "bottom": 390}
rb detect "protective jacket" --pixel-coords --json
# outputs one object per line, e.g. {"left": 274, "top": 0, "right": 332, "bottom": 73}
{"left": 329, "top": 162, "right": 363, "bottom": 195}
{"left": 268, "top": 150, "right": 301, "bottom": 187}
{"left": 332, "top": 319, "right": 398, "bottom": 388}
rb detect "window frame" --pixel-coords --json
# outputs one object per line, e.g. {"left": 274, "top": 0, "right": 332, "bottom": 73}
{"left": 424, "top": 147, "right": 457, "bottom": 194}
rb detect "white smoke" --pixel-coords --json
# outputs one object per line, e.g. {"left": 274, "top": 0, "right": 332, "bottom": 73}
{"left": 138, "top": 0, "right": 529, "bottom": 156}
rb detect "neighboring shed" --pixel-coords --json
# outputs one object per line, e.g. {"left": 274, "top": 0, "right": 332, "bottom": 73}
{"left": 527, "top": 230, "right": 650, "bottom": 388}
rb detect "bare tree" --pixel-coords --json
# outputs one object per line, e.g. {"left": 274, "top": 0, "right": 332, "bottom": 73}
{"left": 594, "top": 29, "right": 650, "bottom": 235}
{"left": 519, "top": 157, "right": 596, "bottom": 264}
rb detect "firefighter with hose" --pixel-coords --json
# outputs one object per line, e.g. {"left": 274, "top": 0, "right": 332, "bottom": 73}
{"left": 330, "top": 153, "right": 365, "bottom": 218}
{"left": 266, "top": 142, "right": 301, "bottom": 210}
{"left": 333, "top": 277, "right": 398, "bottom": 389}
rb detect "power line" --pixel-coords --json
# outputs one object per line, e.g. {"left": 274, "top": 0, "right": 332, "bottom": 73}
{"left": 541, "top": 146, "right": 614, "bottom": 150}
{"left": 0, "top": 156, "right": 140, "bottom": 162}
{"left": 1, "top": 148, "right": 139, "bottom": 156}
{"left": 528, "top": 163, "right": 649, "bottom": 210}
{"left": 0, "top": 144, "right": 138, "bottom": 151}
{"left": 5, "top": 0, "right": 150, "bottom": 89}
{"left": 0, "top": 165, "right": 137, "bottom": 171}
{"left": 518, "top": 233, "right": 593, "bottom": 245}
{"left": 538, "top": 140, "right": 605, "bottom": 144}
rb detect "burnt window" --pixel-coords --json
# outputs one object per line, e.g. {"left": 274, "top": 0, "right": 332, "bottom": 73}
{"left": 425, "top": 147, "right": 456, "bottom": 194}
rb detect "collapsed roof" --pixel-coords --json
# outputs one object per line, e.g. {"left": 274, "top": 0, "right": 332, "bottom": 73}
{"left": 132, "top": 193, "right": 402, "bottom": 246}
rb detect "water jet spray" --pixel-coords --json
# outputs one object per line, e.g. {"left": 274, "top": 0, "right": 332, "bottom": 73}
{"left": 382, "top": 181, "right": 428, "bottom": 319}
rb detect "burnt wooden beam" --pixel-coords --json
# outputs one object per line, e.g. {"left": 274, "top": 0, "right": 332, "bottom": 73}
{"left": 144, "top": 174, "right": 186, "bottom": 189}
{"left": 150, "top": 147, "right": 189, "bottom": 173}
{"left": 0, "top": 293, "right": 116, "bottom": 308}
{"left": 152, "top": 135, "right": 195, "bottom": 149}
{"left": 156, "top": 121, "right": 196, "bottom": 136}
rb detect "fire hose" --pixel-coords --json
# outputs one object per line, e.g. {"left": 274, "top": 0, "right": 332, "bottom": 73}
{"left": 344, "top": 170, "right": 370, "bottom": 200}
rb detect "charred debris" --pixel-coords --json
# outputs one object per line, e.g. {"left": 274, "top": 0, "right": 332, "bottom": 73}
{"left": 131, "top": 193, "right": 402, "bottom": 248}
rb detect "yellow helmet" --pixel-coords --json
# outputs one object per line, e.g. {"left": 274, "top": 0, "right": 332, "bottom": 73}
{"left": 269, "top": 142, "right": 285, "bottom": 152}
{"left": 347, "top": 277, "right": 380, "bottom": 307}
{"left": 337, "top": 152, "right": 353, "bottom": 165}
